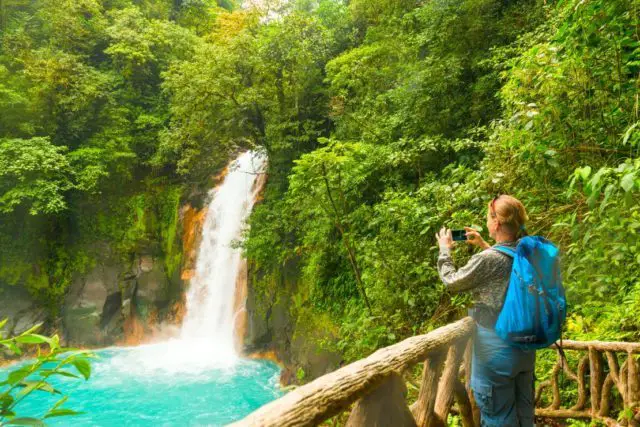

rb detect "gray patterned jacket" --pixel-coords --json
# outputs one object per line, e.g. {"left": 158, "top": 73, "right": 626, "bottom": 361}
{"left": 437, "top": 242, "right": 517, "bottom": 312}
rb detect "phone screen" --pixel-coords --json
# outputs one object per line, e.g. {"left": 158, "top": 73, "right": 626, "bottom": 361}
{"left": 452, "top": 229, "right": 467, "bottom": 241}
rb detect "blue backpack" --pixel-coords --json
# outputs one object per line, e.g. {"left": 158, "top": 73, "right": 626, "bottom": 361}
{"left": 492, "top": 236, "right": 566, "bottom": 350}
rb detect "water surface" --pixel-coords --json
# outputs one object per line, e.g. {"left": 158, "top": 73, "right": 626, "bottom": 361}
{"left": 10, "top": 345, "right": 281, "bottom": 426}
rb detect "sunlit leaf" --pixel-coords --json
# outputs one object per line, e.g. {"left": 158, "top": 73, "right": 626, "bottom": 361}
{"left": 620, "top": 173, "right": 635, "bottom": 192}
{"left": 39, "top": 370, "right": 80, "bottom": 379}
{"left": 71, "top": 359, "right": 91, "bottom": 380}
{"left": 16, "top": 380, "right": 60, "bottom": 398}
{"left": 44, "top": 408, "right": 83, "bottom": 419}
{"left": 15, "top": 335, "right": 51, "bottom": 345}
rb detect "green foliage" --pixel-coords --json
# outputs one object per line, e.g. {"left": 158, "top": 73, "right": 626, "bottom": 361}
{"left": 156, "top": 10, "right": 260, "bottom": 179}
{"left": 241, "top": 0, "right": 640, "bottom": 368}
{"left": 242, "top": 0, "right": 547, "bottom": 362}
{"left": 160, "top": 186, "right": 184, "bottom": 279}
{"left": 482, "top": 0, "right": 640, "bottom": 342}
{"left": 0, "top": 0, "right": 194, "bottom": 313}
{"left": 0, "top": 319, "right": 93, "bottom": 425}
{"left": 0, "top": 138, "right": 73, "bottom": 215}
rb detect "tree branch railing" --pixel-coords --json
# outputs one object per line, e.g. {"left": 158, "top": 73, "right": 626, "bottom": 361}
{"left": 231, "top": 317, "right": 640, "bottom": 427}
{"left": 230, "top": 317, "right": 475, "bottom": 427}
{"left": 535, "top": 340, "right": 640, "bottom": 427}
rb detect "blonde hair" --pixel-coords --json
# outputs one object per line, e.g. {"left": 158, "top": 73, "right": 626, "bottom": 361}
{"left": 489, "top": 195, "right": 528, "bottom": 238}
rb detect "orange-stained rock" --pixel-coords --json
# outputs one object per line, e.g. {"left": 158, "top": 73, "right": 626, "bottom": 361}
{"left": 180, "top": 204, "right": 207, "bottom": 282}
{"left": 122, "top": 314, "right": 145, "bottom": 346}
{"left": 247, "top": 350, "right": 283, "bottom": 367}
{"left": 233, "top": 260, "right": 249, "bottom": 353}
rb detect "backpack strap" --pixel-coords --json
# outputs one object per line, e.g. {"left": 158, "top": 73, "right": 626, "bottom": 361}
{"left": 491, "top": 245, "right": 516, "bottom": 258}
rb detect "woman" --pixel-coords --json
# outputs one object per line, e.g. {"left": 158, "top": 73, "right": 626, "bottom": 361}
{"left": 435, "top": 195, "right": 535, "bottom": 427}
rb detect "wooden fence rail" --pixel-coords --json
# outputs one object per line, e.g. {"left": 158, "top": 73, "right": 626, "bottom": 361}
{"left": 231, "top": 317, "right": 640, "bottom": 427}
{"left": 536, "top": 340, "right": 640, "bottom": 426}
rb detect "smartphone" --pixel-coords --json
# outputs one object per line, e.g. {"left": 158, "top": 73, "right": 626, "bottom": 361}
{"left": 451, "top": 229, "right": 467, "bottom": 241}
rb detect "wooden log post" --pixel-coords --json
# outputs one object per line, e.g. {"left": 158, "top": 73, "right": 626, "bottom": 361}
{"left": 621, "top": 358, "right": 630, "bottom": 409}
{"left": 589, "top": 347, "right": 604, "bottom": 415}
{"left": 411, "top": 351, "right": 446, "bottom": 427}
{"left": 570, "top": 355, "right": 589, "bottom": 411}
{"left": 549, "top": 357, "right": 562, "bottom": 410}
{"left": 629, "top": 354, "right": 640, "bottom": 413}
{"left": 625, "top": 353, "right": 640, "bottom": 427}
{"left": 453, "top": 378, "right": 475, "bottom": 427}
{"left": 346, "top": 371, "right": 417, "bottom": 427}
{"left": 599, "top": 374, "right": 615, "bottom": 418}
{"left": 462, "top": 339, "right": 480, "bottom": 427}
{"left": 433, "top": 339, "right": 467, "bottom": 426}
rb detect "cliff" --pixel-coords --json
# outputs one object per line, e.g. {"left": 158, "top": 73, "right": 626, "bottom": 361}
{"left": 0, "top": 195, "right": 208, "bottom": 348}
{"left": 243, "top": 258, "right": 342, "bottom": 384}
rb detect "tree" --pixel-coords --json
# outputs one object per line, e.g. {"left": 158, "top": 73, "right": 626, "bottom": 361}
{"left": 0, "top": 138, "right": 73, "bottom": 215}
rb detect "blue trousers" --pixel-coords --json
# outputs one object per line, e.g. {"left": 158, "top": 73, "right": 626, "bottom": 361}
{"left": 471, "top": 325, "right": 536, "bottom": 427}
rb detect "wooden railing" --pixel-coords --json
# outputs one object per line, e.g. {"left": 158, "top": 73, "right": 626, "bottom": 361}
{"left": 231, "top": 317, "right": 640, "bottom": 427}
{"left": 536, "top": 340, "right": 640, "bottom": 426}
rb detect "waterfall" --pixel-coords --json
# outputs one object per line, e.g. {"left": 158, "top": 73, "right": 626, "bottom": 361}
{"left": 107, "top": 151, "right": 267, "bottom": 375}
{"left": 179, "top": 150, "right": 266, "bottom": 361}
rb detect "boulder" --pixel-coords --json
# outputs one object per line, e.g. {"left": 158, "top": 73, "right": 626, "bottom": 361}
{"left": 62, "top": 251, "right": 180, "bottom": 346}
{"left": 0, "top": 285, "right": 46, "bottom": 335}
{"left": 63, "top": 261, "right": 123, "bottom": 346}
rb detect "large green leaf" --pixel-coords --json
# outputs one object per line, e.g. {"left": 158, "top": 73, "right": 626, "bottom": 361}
{"left": 16, "top": 380, "right": 60, "bottom": 398}
{"left": 621, "top": 173, "right": 635, "bottom": 192}
{"left": 44, "top": 408, "right": 83, "bottom": 419}
{"left": 7, "top": 367, "right": 33, "bottom": 386}
{"left": 71, "top": 359, "right": 91, "bottom": 380}
{"left": 39, "top": 370, "right": 80, "bottom": 379}
{"left": 14, "top": 335, "right": 51, "bottom": 345}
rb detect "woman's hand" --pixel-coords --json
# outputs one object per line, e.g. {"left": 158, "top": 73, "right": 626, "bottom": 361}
{"left": 464, "top": 227, "right": 490, "bottom": 250}
{"left": 436, "top": 227, "right": 454, "bottom": 251}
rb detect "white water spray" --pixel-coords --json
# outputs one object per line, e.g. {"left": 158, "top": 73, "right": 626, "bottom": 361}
{"left": 107, "top": 151, "right": 267, "bottom": 375}
{"left": 179, "top": 150, "right": 266, "bottom": 360}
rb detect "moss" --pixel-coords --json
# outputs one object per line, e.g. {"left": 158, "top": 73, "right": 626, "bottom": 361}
{"left": 0, "top": 181, "right": 187, "bottom": 317}
{"left": 159, "top": 185, "right": 183, "bottom": 279}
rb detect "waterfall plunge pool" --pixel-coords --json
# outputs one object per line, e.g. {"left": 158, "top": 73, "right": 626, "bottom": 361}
{"left": 6, "top": 344, "right": 282, "bottom": 426}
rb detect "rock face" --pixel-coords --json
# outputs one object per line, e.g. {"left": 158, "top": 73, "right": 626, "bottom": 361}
{"left": 243, "top": 258, "right": 342, "bottom": 384}
{"left": 62, "top": 248, "right": 184, "bottom": 347}
{"left": 0, "top": 285, "right": 47, "bottom": 335}
{"left": 0, "top": 190, "right": 207, "bottom": 348}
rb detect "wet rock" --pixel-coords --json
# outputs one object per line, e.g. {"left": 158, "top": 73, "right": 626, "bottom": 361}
{"left": 101, "top": 292, "right": 123, "bottom": 330}
{"left": 63, "top": 260, "right": 123, "bottom": 346}
{"left": 0, "top": 285, "right": 46, "bottom": 335}
{"left": 135, "top": 257, "right": 171, "bottom": 321}
{"left": 139, "top": 255, "right": 154, "bottom": 273}
{"left": 59, "top": 242, "right": 188, "bottom": 346}
{"left": 244, "top": 258, "right": 342, "bottom": 384}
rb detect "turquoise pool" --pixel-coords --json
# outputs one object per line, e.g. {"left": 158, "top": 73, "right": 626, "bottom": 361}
{"left": 6, "top": 344, "right": 282, "bottom": 426}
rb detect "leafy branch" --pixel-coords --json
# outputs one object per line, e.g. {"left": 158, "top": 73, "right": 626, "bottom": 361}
{"left": 0, "top": 319, "right": 94, "bottom": 427}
